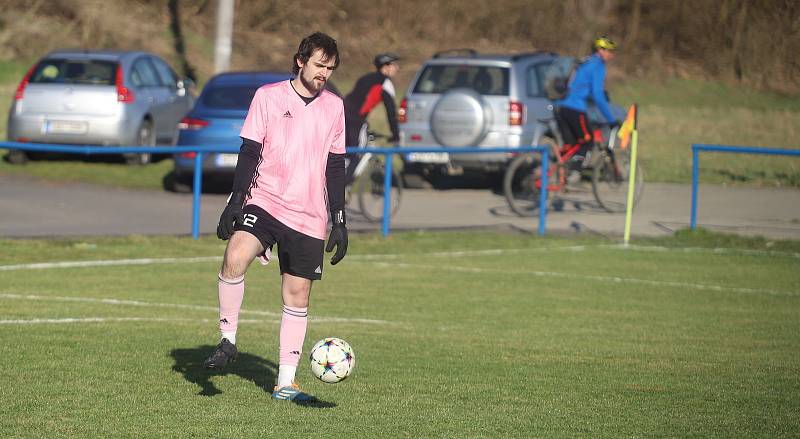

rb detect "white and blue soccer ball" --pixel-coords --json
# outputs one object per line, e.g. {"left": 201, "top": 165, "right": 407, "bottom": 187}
{"left": 309, "top": 337, "right": 355, "bottom": 383}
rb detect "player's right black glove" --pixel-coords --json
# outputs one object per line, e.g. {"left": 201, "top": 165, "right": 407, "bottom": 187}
{"left": 217, "top": 192, "right": 246, "bottom": 240}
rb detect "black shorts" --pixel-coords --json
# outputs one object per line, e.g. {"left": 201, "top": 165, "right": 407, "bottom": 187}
{"left": 233, "top": 204, "right": 325, "bottom": 280}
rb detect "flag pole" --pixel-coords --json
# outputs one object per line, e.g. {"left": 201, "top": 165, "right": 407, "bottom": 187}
{"left": 623, "top": 104, "right": 638, "bottom": 246}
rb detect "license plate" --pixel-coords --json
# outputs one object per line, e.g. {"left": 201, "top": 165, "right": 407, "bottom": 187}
{"left": 406, "top": 152, "right": 449, "bottom": 164}
{"left": 215, "top": 153, "right": 238, "bottom": 167}
{"left": 45, "top": 120, "right": 88, "bottom": 135}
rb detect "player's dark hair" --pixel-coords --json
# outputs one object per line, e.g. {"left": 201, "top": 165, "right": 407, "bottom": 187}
{"left": 293, "top": 32, "right": 339, "bottom": 74}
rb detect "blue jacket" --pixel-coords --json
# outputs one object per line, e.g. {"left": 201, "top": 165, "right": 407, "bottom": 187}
{"left": 556, "top": 54, "right": 618, "bottom": 124}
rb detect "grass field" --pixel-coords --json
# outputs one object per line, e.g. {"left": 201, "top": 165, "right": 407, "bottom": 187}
{"left": 1, "top": 231, "right": 799, "bottom": 437}
{"left": 613, "top": 78, "right": 800, "bottom": 186}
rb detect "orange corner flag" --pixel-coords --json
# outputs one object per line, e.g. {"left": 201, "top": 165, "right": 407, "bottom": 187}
{"left": 617, "top": 104, "right": 637, "bottom": 150}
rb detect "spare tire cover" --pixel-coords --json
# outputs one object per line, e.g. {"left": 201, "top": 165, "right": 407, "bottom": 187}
{"left": 430, "top": 88, "right": 492, "bottom": 147}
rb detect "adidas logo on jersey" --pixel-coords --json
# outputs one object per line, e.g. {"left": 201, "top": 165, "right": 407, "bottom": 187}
{"left": 314, "top": 266, "right": 322, "bottom": 274}
{"left": 282, "top": 110, "right": 292, "bottom": 118}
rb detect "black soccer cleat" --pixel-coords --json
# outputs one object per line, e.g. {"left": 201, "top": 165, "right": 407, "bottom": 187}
{"left": 203, "top": 338, "right": 238, "bottom": 370}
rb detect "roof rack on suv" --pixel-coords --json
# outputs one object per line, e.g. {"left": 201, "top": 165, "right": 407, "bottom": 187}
{"left": 510, "top": 51, "right": 558, "bottom": 60}
{"left": 432, "top": 48, "right": 478, "bottom": 59}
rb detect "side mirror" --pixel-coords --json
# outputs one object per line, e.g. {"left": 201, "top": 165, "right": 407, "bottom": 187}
{"left": 177, "top": 78, "right": 196, "bottom": 97}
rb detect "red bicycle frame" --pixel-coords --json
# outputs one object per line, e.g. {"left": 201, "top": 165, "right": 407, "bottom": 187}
{"left": 535, "top": 128, "right": 605, "bottom": 192}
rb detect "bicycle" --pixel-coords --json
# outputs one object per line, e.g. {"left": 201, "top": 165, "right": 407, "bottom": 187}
{"left": 503, "top": 116, "right": 644, "bottom": 216}
{"left": 346, "top": 131, "right": 403, "bottom": 222}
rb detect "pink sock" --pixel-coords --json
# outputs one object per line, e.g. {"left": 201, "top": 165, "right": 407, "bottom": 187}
{"left": 218, "top": 273, "right": 245, "bottom": 334}
{"left": 279, "top": 305, "right": 308, "bottom": 366}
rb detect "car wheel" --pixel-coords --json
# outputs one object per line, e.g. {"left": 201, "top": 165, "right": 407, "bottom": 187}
{"left": 401, "top": 172, "right": 433, "bottom": 189}
{"left": 4, "top": 150, "right": 29, "bottom": 165}
{"left": 163, "top": 172, "right": 193, "bottom": 193}
{"left": 400, "top": 163, "right": 435, "bottom": 189}
{"left": 125, "top": 120, "right": 155, "bottom": 165}
{"left": 429, "top": 88, "right": 492, "bottom": 147}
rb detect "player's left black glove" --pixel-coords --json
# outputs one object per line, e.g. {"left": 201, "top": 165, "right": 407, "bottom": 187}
{"left": 325, "top": 209, "right": 348, "bottom": 265}
{"left": 217, "top": 192, "right": 245, "bottom": 240}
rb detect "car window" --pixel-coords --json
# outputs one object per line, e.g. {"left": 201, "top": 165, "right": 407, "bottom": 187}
{"left": 532, "top": 56, "right": 576, "bottom": 98}
{"left": 131, "top": 58, "right": 161, "bottom": 88}
{"left": 526, "top": 63, "right": 551, "bottom": 98}
{"left": 150, "top": 57, "right": 178, "bottom": 88}
{"left": 201, "top": 85, "right": 260, "bottom": 110}
{"left": 412, "top": 65, "right": 509, "bottom": 95}
{"left": 29, "top": 60, "right": 116, "bottom": 85}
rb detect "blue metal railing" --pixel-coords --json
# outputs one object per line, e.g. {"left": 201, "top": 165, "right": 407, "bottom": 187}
{"left": 356, "top": 146, "right": 550, "bottom": 236}
{"left": 691, "top": 144, "right": 800, "bottom": 229}
{"left": 1, "top": 142, "right": 549, "bottom": 238}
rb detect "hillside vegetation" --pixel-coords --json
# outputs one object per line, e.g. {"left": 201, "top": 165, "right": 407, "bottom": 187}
{"left": 1, "top": 0, "right": 798, "bottom": 91}
{"left": 0, "top": 1, "right": 798, "bottom": 186}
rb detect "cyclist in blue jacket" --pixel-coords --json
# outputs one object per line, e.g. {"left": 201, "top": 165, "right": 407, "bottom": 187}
{"left": 556, "top": 37, "right": 620, "bottom": 169}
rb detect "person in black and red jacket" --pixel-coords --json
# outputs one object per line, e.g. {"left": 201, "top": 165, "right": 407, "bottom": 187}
{"left": 343, "top": 52, "right": 400, "bottom": 183}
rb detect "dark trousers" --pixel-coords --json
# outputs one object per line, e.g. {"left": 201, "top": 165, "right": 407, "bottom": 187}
{"left": 555, "top": 106, "right": 594, "bottom": 157}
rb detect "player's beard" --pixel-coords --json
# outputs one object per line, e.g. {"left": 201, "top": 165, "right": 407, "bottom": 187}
{"left": 300, "top": 71, "right": 325, "bottom": 95}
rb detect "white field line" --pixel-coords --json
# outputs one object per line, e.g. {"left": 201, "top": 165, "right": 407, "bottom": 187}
{"left": 0, "top": 317, "right": 270, "bottom": 325}
{"left": 0, "top": 317, "right": 207, "bottom": 325}
{"left": 0, "top": 256, "right": 222, "bottom": 271}
{"left": 359, "top": 262, "right": 800, "bottom": 297}
{"left": 0, "top": 249, "right": 585, "bottom": 271}
{"left": 0, "top": 293, "right": 392, "bottom": 325}
{"left": 1, "top": 245, "right": 795, "bottom": 299}
{"left": 0, "top": 244, "right": 796, "bottom": 273}
{"left": 600, "top": 244, "right": 800, "bottom": 259}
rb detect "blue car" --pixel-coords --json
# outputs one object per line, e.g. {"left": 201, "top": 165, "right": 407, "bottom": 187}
{"left": 170, "top": 71, "right": 340, "bottom": 192}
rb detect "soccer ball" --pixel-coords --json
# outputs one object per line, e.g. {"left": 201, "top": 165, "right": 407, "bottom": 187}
{"left": 309, "top": 337, "right": 355, "bottom": 383}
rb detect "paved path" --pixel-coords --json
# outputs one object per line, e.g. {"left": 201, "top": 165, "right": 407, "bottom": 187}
{"left": 1, "top": 173, "right": 799, "bottom": 240}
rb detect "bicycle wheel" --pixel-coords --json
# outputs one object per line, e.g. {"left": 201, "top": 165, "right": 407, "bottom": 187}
{"left": 503, "top": 153, "right": 551, "bottom": 217}
{"left": 591, "top": 147, "right": 644, "bottom": 213}
{"left": 356, "top": 157, "right": 402, "bottom": 222}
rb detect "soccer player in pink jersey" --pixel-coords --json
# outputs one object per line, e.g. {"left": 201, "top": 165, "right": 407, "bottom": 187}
{"left": 202, "top": 32, "right": 347, "bottom": 403}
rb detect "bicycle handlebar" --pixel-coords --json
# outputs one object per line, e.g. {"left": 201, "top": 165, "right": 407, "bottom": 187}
{"left": 367, "top": 131, "right": 389, "bottom": 140}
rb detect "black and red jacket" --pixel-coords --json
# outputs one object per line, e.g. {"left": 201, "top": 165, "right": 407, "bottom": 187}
{"left": 343, "top": 71, "right": 399, "bottom": 141}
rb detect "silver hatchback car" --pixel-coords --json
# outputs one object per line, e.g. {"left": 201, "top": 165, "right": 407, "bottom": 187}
{"left": 7, "top": 49, "right": 194, "bottom": 164}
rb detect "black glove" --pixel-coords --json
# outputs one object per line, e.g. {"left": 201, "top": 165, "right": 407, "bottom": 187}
{"left": 217, "top": 192, "right": 246, "bottom": 240}
{"left": 325, "top": 209, "right": 348, "bottom": 265}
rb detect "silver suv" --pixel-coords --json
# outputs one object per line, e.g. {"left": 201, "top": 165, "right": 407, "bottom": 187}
{"left": 399, "top": 50, "right": 577, "bottom": 180}
{"left": 7, "top": 50, "right": 194, "bottom": 164}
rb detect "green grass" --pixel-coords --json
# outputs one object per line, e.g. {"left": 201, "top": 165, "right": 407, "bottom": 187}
{"left": 0, "top": 59, "right": 30, "bottom": 84}
{"left": 614, "top": 78, "right": 800, "bottom": 113}
{"left": 0, "top": 156, "right": 174, "bottom": 190}
{"left": 1, "top": 230, "right": 799, "bottom": 437}
{"left": 612, "top": 78, "right": 800, "bottom": 186}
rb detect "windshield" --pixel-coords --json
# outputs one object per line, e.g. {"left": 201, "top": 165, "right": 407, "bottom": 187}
{"left": 413, "top": 65, "right": 509, "bottom": 95}
{"left": 29, "top": 60, "right": 117, "bottom": 86}
{"left": 201, "top": 85, "right": 260, "bottom": 110}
